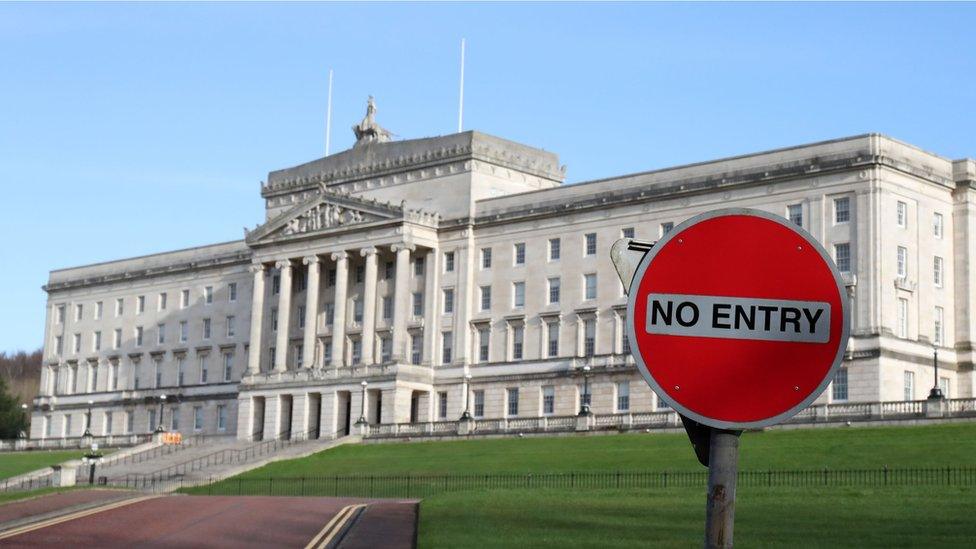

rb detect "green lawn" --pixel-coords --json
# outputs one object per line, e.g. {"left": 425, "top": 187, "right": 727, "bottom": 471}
{"left": 0, "top": 450, "right": 88, "bottom": 480}
{"left": 419, "top": 486, "right": 976, "bottom": 548}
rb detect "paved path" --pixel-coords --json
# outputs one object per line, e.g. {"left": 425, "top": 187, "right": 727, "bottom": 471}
{"left": 0, "top": 495, "right": 418, "bottom": 548}
{"left": 0, "top": 490, "right": 136, "bottom": 528}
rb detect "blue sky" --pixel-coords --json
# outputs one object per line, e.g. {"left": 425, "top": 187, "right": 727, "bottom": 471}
{"left": 1, "top": 2, "right": 974, "bottom": 352}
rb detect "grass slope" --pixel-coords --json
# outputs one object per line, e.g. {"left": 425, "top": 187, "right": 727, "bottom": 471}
{"left": 0, "top": 450, "right": 87, "bottom": 480}
{"left": 224, "top": 422, "right": 976, "bottom": 479}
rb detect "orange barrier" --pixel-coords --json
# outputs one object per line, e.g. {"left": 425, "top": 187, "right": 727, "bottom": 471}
{"left": 161, "top": 432, "right": 183, "bottom": 445}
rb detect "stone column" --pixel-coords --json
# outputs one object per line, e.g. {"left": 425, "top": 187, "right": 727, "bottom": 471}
{"left": 422, "top": 247, "right": 440, "bottom": 365}
{"left": 302, "top": 256, "right": 321, "bottom": 369}
{"left": 246, "top": 264, "right": 266, "bottom": 375}
{"left": 330, "top": 251, "right": 349, "bottom": 367}
{"left": 274, "top": 260, "right": 292, "bottom": 372}
{"left": 391, "top": 243, "right": 414, "bottom": 362}
{"left": 359, "top": 247, "right": 378, "bottom": 365}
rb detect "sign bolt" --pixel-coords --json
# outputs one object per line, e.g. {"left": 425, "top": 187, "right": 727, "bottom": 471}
{"left": 674, "top": 385, "right": 680, "bottom": 390}
{"left": 793, "top": 386, "right": 800, "bottom": 391}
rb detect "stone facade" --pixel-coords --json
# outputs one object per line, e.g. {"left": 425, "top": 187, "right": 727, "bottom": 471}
{"left": 31, "top": 122, "right": 976, "bottom": 440}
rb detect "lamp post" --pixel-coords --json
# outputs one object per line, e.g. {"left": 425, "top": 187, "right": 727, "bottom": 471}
{"left": 460, "top": 373, "right": 473, "bottom": 420}
{"left": 929, "top": 345, "right": 944, "bottom": 399}
{"left": 81, "top": 442, "right": 104, "bottom": 485}
{"left": 19, "top": 404, "right": 28, "bottom": 440}
{"left": 578, "top": 365, "right": 592, "bottom": 416}
{"left": 155, "top": 394, "right": 167, "bottom": 433}
{"left": 355, "top": 380, "right": 368, "bottom": 425}
{"left": 83, "top": 399, "right": 94, "bottom": 437}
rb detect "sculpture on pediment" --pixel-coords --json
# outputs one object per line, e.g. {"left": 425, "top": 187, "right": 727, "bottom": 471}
{"left": 352, "top": 96, "right": 392, "bottom": 147}
{"left": 281, "top": 203, "right": 371, "bottom": 236}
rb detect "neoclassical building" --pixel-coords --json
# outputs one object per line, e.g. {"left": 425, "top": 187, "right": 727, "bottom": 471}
{"left": 30, "top": 104, "right": 976, "bottom": 440}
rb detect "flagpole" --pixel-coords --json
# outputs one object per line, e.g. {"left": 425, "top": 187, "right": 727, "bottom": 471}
{"left": 457, "top": 38, "right": 465, "bottom": 133}
{"left": 326, "top": 68, "right": 334, "bottom": 155}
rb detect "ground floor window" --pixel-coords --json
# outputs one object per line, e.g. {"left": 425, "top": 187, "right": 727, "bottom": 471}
{"left": 194, "top": 406, "right": 204, "bottom": 431}
{"left": 542, "top": 386, "right": 555, "bottom": 415}
{"left": 832, "top": 368, "right": 849, "bottom": 401}
{"left": 473, "top": 390, "right": 485, "bottom": 418}
{"left": 438, "top": 392, "right": 448, "bottom": 419}
{"left": 507, "top": 388, "right": 519, "bottom": 417}
{"left": 903, "top": 371, "right": 915, "bottom": 401}
{"left": 616, "top": 381, "right": 630, "bottom": 412}
{"left": 217, "top": 405, "right": 227, "bottom": 431}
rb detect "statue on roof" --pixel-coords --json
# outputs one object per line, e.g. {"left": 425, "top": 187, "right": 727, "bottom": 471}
{"left": 352, "top": 96, "right": 393, "bottom": 147}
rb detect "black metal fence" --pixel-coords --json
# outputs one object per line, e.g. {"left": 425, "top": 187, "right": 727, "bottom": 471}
{"left": 0, "top": 474, "right": 54, "bottom": 493}
{"left": 182, "top": 467, "right": 976, "bottom": 498}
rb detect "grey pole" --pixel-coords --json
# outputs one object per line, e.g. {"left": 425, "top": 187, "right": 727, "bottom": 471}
{"left": 704, "top": 429, "right": 741, "bottom": 549}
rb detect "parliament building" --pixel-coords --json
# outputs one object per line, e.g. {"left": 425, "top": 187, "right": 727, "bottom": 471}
{"left": 30, "top": 100, "right": 976, "bottom": 440}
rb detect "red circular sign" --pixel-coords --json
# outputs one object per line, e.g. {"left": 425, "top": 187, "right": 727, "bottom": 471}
{"left": 626, "top": 208, "right": 849, "bottom": 429}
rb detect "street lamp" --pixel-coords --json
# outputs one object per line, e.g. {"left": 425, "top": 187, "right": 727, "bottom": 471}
{"left": 19, "top": 404, "right": 28, "bottom": 439}
{"left": 81, "top": 442, "right": 104, "bottom": 485}
{"left": 578, "top": 365, "right": 592, "bottom": 416}
{"left": 355, "top": 380, "right": 368, "bottom": 425}
{"left": 929, "top": 344, "right": 944, "bottom": 399}
{"left": 460, "top": 373, "right": 473, "bottom": 420}
{"left": 155, "top": 394, "right": 167, "bottom": 433}
{"left": 83, "top": 399, "right": 94, "bottom": 437}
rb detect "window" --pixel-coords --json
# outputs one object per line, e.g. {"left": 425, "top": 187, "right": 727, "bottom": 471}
{"left": 584, "top": 319, "right": 596, "bottom": 356}
{"left": 584, "top": 274, "right": 597, "bottom": 300}
{"left": 579, "top": 385, "right": 591, "bottom": 408}
{"left": 104, "top": 411, "right": 113, "bottom": 435}
{"left": 410, "top": 334, "right": 422, "bottom": 365}
{"left": 621, "top": 227, "right": 635, "bottom": 239}
{"left": 295, "top": 344, "right": 303, "bottom": 368}
{"left": 157, "top": 324, "right": 165, "bottom": 345}
{"left": 158, "top": 293, "right": 167, "bottom": 311}
{"left": 268, "top": 347, "right": 275, "bottom": 369}
{"left": 354, "top": 299, "right": 364, "bottom": 323}
{"left": 296, "top": 271, "right": 307, "bottom": 291}
{"left": 548, "top": 278, "right": 560, "bottom": 304}
{"left": 542, "top": 386, "right": 555, "bottom": 415}
{"left": 177, "top": 357, "right": 185, "bottom": 386}
{"left": 835, "top": 197, "right": 851, "bottom": 223}
{"left": 137, "top": 295, "right": 145, "bottom": 314}
{"left": 110, "top": 362, "right": 118, "bottom": 390}
{"left": 44, "top": 415, "right": 52, "bottom": 438}
{"left": 135, "top": 326, "right": 144, "bottom": 347}
{"left": 897, "top": 298, "right": 909, "bottom": 338}
{"left": 73, "top": 333, "right": 81, "bottom": 353}
{"left": 351, "top": 338, "right": 362, "bottom": 364}
{"left": 787, "top": 204, "right": 803, "bottom": 226}
{"left": 323, "top": 339, "right": 332, "bottom": 364}
{"left": 934, "top": 257, "right": 944, "bottom": 288}
{"left": 271, "top": 309, "right": 278, "bottom": 332}
{"left": 383, "top": 261, "right": 394, "bottom": 280}
{"left": 940, "top": 377, "right": 950, "bottom": 397}
{"left": 56, "top": 304, "right": 65, "bottom": 324}
{"left": 55, "top": 335, "right": 63, "bottom": 355}
{"left": 226, "top": 316, "right": 236, "bottom": 338}
{"left": 328, "top": 268, "right": 338, "bottom": 286}
{"left": 193, "top": 406, "right": 203, "bottom": 431}
{"left": 660, "top": 222, "right": 674, "bottom": 236}
{"left": 116, "top": 298, "right": 125, "bottom": 316}
{"left": 355, "top": 265, "right": 364, "bottom": 284}
{"left": 203, "top": 318, "right": 212, "bottom": 340}
{"left": 481, "top": 248, "right": 492, "bottom": 269}
{"left": 903, "top": 371, "right": 914, "bottom": 401}
{"left": 148, "top": 409, "right": 157, "bottom": 432}
{"left": 512, "top": 325, "right": 524, "bottom": 360}
{"left": 549, "top": 238, "right": 561, "bottom": 261}
{"left": 934, "top": 306, "right": 944, "bottom": 346}
{"left": 617, "top": 381, "right": 630, "bottom": 412}
{"left": 442, "top": 332, "right": 453, "bottom": 364}
{"left": 199, "top": 355, "right": 209, "bottom": 383}
{"left": 181, "top": 289, "right": 189, "bottom": 309}
{"left": 89, "top": 363, "right": 98, "bottom": 391}
{"left": 381, "top": 297, "right": 393, "bottom": 320}
{"left": 414, "top": 257, "right": 425, "bottom": 276}
{"left": 125, "top": 410, "right": 134, "bottom": 433}
{"left": 443, "top": 289, "right": 455, "bottom": 314}
{"left": 217, "top": 405, "right": 227, "bottom": 431}
{"left": 438, "top": 392, "right": 448, "bottom": 419}
{"left": 480, "top": 286, "right": 492, "bottom": 311}
{"left": 547, "top": 322, "right": 559, "bottom": 357}
{"left": 584, "top": 233, "right": 597, "bottom": 256}
{"left": 834, "top": 243, "right": 851, "bottom": 273}
{"left": 444, "top": 251, "right": 455, "bottom": 272}
{"left": 412, "top": 292, "right": 423, "bottom": 317}
{"left": 95, "top": 301, "right": 103, "bottom": 320}
{"left": 513, "top": 282, "right": 525, "bottom": 308}
{"left": 325, "top": 303, "right": 336, "bottom": 325}
{"left": 93, "top": 331, "right": 102, "bottom": 352}
{"left": 514, "top": 243, "right": 526, "bottom": 265}
{"left": 272, "top": 275, "right": 280, "bottom": 295}
{"left": 933, "top": 213, "right": 944, "bottom": 239}
{"left": 75, "top": 303, "right": 83, "bottom": 321}
{"left": 153, "top": 359, "right": 161, "bottom": 388}
{"left": 297, "top": 305, "right": 307, "bottom": 329}
{"left": 179, "top": 321, "right": 188, "bottom": 343}
{"left": 133, "top": 364, "right": 140, "bottom": 390}
{"left": 832, "top": 368, "right": 849, "bottom": 401}
{"left": 507, "top": 388, "right": 519, "bottom": 417}
{"left": 223, "top": 354, "right": 233, "bottom": 381}
{"left": 897, "top": 246, "right": 908, "bottom": 278}
{"left": 478, "top": 327, "right": 490, "bottom": 362}
{"left": 896, "top": 201, "right": 907, "bottom": 228}
{"left": 229, "top": 282, "right": 237, "bottom": 302}
{"left": 170, "top": 408, "right": 179, "bottom": 430}
{"left": 473, "top": 390, "right": 485, "bottom": 418}
{"left": 380, "top": 336, "right": 392, "bottom": 362}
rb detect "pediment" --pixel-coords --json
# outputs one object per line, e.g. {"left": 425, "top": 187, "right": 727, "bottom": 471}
{"left": 246, "top": 190, "right": 401, "bottom": 245}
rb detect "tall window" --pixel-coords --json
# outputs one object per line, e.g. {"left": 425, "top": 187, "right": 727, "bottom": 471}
{"left": 153, "top": 359, "right": 161, "bottom": 388}
{"left": 547, "top": 322, "right": 559, "bottom": 358}
{"left": 199, "top": 355, "right": 209, "bottom": 384}
{"left": 473, "top": 390, "right": 485, "bottom": 418}
{"left": 658, "top": 222, "right": 673, "bottom": 236}
{"left": 507, "top": 388, "right": 519, "bottom": 417}
{"left": 137, "top": 295, "right": 145, "bottom": 314}
{"left": 93, "top": 331, "right": 102, "bottom": 352}
{"left": 897, "top": 246, "right": 908, "bottom": 278}
{"left": 148, "top": 409, "right": 157, "bottom": 432}
{"left": 324, "top": 303, "right": 335, "bottom": 326}
{"left": 351, "top": 338, "right": 362, "bottom": 364}
{"left": 75, "top": 303, "right": 83, "bottom": 321}
{"left": 444, "top": 251, "right": 455, "bottom": 272}
{"left": 95, "top": 301, "right": 103, "bottom": 320}
{"left": 229, "top": 282, "right": 237, "bottom": 302}
{"left": 116, "top": 298, "right": 125, "bottom": 316}
{"left": 177, "top": 356, "right": 185, "bottom": 386}
{"left": 180, "top": 321, "right": 188, "bottom": 343}
{"left": 584, "top": 233, "right": 597, "bottom": 256}
{"left": 480, "top": 286, "right": 492, "bottom": 311}
{"left": 272, "top": 275, "right": 280, "bottom": 295}
{"left": 110, "top": 362, "right": 118, "bottom": 390}
{"left": 355, "top": 265, "right": 364, "bottom": 284}
{"left": 442, "top": 332, "right": 453, "bottom": 364}
{"left": 549, "top": 238, "right": 561, "bottom": 261}
{"left": 481, "top": 248, "right": 492, "bottom": 269}
{"left": 135, "top": 326, "right": 144, "bottom": 347}
{"left": 105, "top": 411, "right": 113, "bottom": 435}
{"left": 55, "top": 335, "right": 63, "bottom": 356}
{"left": 896, "top": 201, "right": 907, "bottom": 228}
{"left": 897, "top": 298, "right": 909, "bottom": 338}
{"left": 383, "top": 262, "right": 393, "bottom": 280}
{"left": 180, "top": 289, "right": 189, "bottom": 309}
{"left": 443, "top": 289, "right": 455, "bottom": 314}
{"left": 203, "top": 318, "right": 212, "bottom": 340}
{"left": 410, "top": 334, "right": 422, "bottom": 365}
{"left": 73, "top": 333, "right": 81, "bottom": 353}
{"left": 832, "top": 368, "right": 849, "bottom": 401}
{"left": 834, "top": 243, "right": 851, "bottom": 273}
{"left": 156, "top": 324, "right": 165, "bottom": 345}
{"left": 354, "top": 298, "right": 364, "bottom": 323}
{"left": 835, "top": 197, "right": 851, "bottom": 223}
{"left": 193, "top": 406, "right": 203, "bottom": 431}
{"left": 542, "top": 386, "right": 555, "bottom": 415}
{"left": 934, "top": 256, "right": 944, "bottom": 288}
{"left": 126, "top": 410, "right": 134, "bottom": 433}
{"left": 217, "top": 405, "right": 227, "bottom": 431}
{"left": 271, "top": 309, "right": 278, "bottom": 332}
{"left": 621, "top": 227, "right": 635, "bottom": 239}
{"left": 223, "top": 353, "right": 233, "bottom": 382}
{"left": 158, "top": 293, "right": 167, "bottom": 311}
{"left": 584, "top": 274, "right": 598, "bottom": 300}
{"left": 226, "top": 316, "right": 236, "bottom": 337}
{"left": 903, "top": 370, "right": 914, "bottom": 401}
{"left": 381, "top": 297, "right": 392, "bottom": 320}
{"left": 616, "top": 381, "right": 630, "bottom": 412}
{"left": 513, "top": 282, "right": 525, "bottom": 308}
{"left": 584, "top": 319, "right": 596, "bottom": 357}
{"left": 56, "top": 304, "right": 65, "bottom": 324}
{"left": 204, "top": 286, "right": 213, "bottom": 304}
{"left": 328, "top": 268, "right": 338, "bottom": 286}
{"left": 934, "top": 306, "right": 944, "bottom": 346}
{"left": 412, "top": 292, "right": 423, "bottom": 317}
{"left": 438, "top": 392, "right": 448, "bottom": 419}
{"left": 933, "top": 213, "right": 944, "bottom": 239}
{"left": 621, "top": 316, "right": 631, "bottom": 354}
{"left": 414, "top": 257, "right": 425, "bottom": 276}
{"left": 787, "top": 204, "right": 803, "bottom": 226}
{"left": 512, "top": 325, "right": 524, "bottom": 360}
{"left": 380, "top": 336, "right": 392, "bottom": 362}
{"left": 547, "top": 277, "right": 561, "bottom": 304}
{"left": 514, "top": 242, "right": 526, "bottom": 265}
{"left": 478, "top": 327, "right": 490, "bottom": 362}
{"left": 90, "top": 362, "right": 98, "bottom": 392}
{"left": 297, "top": 306, "right": 306, "bottom": 329}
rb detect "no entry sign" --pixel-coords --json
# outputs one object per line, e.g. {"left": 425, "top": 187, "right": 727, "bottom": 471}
{"left": 626, "top": 208, "right": 850, "bottom": 430}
